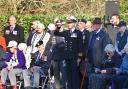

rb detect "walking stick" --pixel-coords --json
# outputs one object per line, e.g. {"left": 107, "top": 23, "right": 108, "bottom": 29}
{"left": 80, "top": 58, "right": 88, "bottom": 89}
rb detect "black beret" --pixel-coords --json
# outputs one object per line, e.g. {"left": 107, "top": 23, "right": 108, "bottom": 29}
{"left": 78, "top": 19, "right": 87, "bottom": 23}
{"left": 36, "top": 40, "right": 43, "bottom": 47}
{"left": 67, "top": 19, "right": 77, "bottom": 24}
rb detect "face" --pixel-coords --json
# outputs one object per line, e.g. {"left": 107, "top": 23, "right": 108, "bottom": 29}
{"left": 67, "top": 23, "right": 75, "bottom": 29}
{"left": 110, "top": 15, "right": 119, "bottom": 26}
{"left": 9, "top": 47, "right": 15, "bottom": 53}
{"left": 56, "top": 22, "right": 63, "bottom": 28}
{"left": 8, "top": 17, "right": 16, "bottom": 26}
{"left": 31, "top": 22, "right": 38, "bottom": 29}
{"left": 36, "top": 27, "right": 43, "bottom": 33}
{"left": 106, "top": 51, "right": 114, "bottom": 57}
{"left": 86, "top": 21, "right": 92, "bottom": 29}
{"left": 37, "top": 45, "right": 44, "bottom": 51}
{"left": 78, "top": 22, "right": 86, "bottom": 30}
{"left": 92, "top": 24, "right": 101, "bottom": 31}
{"left": 118, "top": 26, "right": 126, "bottom": 33}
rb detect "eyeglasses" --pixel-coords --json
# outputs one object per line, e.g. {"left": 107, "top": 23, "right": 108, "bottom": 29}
{"left": 8, "top": 47, "right": 13, "bottom": 49}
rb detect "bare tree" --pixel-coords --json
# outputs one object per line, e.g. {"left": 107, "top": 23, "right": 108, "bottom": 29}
{"left": 0, "top": 0, "right": 106, "bottom": 17}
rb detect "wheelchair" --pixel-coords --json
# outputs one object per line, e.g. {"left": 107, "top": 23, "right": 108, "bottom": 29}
{"left": 31, "top": 62, "right": 54, "bottom": 89}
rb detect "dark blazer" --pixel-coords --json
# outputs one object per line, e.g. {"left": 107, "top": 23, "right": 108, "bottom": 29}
{"left": 4, "top": 24, "right": 25, "bottom": 45}
{"left": 116, "top": 29, "right": 128, "bottom": 52}
{"left": 26, "top": 29, "right": 36, "bottom": 46}
{"left": 52, "top": 37, "right": 65, "bottom": 61}
{"left": 87, "top": 29, "right": 111, "bottom": 67}
{"left": 54, "top": 29, "right": 83, "bottom": 59}
{"left": 81, "top": 29, "right": 90, "bottom": 57}
{"left": 30, "top": 51, "right": 49, "bottom": 70}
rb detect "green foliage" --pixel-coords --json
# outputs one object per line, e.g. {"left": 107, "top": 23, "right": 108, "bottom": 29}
{"left": 119, "top": 0, "right": 128, "bottom": 22}
{"left": 0, "top": 0, "right": 128, "bottom": 38}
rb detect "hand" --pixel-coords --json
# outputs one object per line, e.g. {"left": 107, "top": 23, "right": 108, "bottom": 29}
{"left": 31, "top": 54, "right": 35, "bottom": 60}
{"left": 101, "top": 70, "right": 107, "bottom": 74}
{"left": 33, "top": 66, "right": 40, "bottom": 69}
{"left": 7, "top": 66, "right": 11, "bottom": 70}
{"left": 10, "top": 66, "right": 13, "bottom": 71}
{"left": 6, "top": 30, "right": 10, "bottom": 35}
{"left": 116, "top": 70, "right": 121, "bottom": 75}
{"left": 77, "top": 58, "right": 81, "bottom": 66}
{"left": 95, "top": 68, "right": 101, "bottom": 73}
{"left": 7, "top": 65, "right": 13, "bottom": 71}
{"left": 118, "top": 52, "right": 122, "bottom": 56}
{"left": 42, "top": 56, "right": 47, "bottom": 61}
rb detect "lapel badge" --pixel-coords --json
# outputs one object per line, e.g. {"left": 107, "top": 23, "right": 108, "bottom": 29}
{"left": 96, "top": 36, "right": 100, "bottom": 40}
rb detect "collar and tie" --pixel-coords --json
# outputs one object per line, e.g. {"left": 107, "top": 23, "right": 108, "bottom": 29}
{"left": 35, "top": 52, "right": 43, "bottom": 63}
{"left": 10, "top": 26, "right": 14, "bottom": 33}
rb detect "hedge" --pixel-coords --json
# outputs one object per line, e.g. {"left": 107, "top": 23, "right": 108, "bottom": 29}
{"left": 0, "top": 14, "right": 91, "bottom": 37}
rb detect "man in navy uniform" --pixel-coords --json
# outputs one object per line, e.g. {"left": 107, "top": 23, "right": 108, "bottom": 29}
{"left": 54, "top": 16, "right": 83, "bottom": 89}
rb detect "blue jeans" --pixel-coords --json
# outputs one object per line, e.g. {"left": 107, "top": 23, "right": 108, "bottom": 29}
{"left": 31, "top": 66, "right": 44, "bottom": 88}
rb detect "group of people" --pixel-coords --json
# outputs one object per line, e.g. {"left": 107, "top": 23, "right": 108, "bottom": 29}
{"left": 0, "top": 14, "right": 128, "bottom": 89}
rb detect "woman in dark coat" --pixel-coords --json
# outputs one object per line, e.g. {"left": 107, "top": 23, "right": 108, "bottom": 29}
{"left": 88, "top": 44, "right": 122, "bottom": 89}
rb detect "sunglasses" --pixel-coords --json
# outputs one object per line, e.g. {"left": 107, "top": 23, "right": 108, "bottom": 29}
{"left": 106, "top": 52, "right": 111, "bottom": 55}
{"left": 8, "top": 47, "right": 13, "bottom": 49}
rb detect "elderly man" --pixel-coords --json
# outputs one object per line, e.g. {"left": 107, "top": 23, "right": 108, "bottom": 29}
{"left": 88, "top": 44, "right": 121, "bottom": 89}
{"left": 30, "top": 23, "right": 50, "bottom": 54}
{"left": 3, "top": 15, "right": 25, "bottom": 45}
{"left": 30, "top": 40, "right": 50, "bottom": 89}
{"left": 87, "top": 17, "right": 111, "bottom": 70}
{"left": 1, "top": 40, "right": 26, "bottom": 89}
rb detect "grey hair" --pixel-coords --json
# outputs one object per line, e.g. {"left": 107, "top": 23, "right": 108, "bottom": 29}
{"left": 104, "top": 44, "right": 115, "bottom": 52}
{"left": 37, "top": 23, "right": 45, "bottom": 29}
{"left": 32, "top": 20, "right": 40, "bottom": 24}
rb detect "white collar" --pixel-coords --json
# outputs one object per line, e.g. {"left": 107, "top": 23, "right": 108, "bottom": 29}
{"left": 10, "top": 25, "right": 16, "bottom": 28}
{"left": 70, "top": 28, "right": 75, "bottom": 32}
{"left": 80, "top": 29, "right": 85, "bottom": 32}
{"left": 96, "top": 27, "right": 102, "bottom": 34}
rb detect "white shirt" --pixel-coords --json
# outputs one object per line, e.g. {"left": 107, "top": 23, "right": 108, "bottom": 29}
{"left": 31, "top": 32, "right": 50, "bottom": 53}
{"left": 6, "top": 54, "right": 19, "bottom": 67}
{"left": 70, "top": 28, "right": 76, "bottom": 33}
